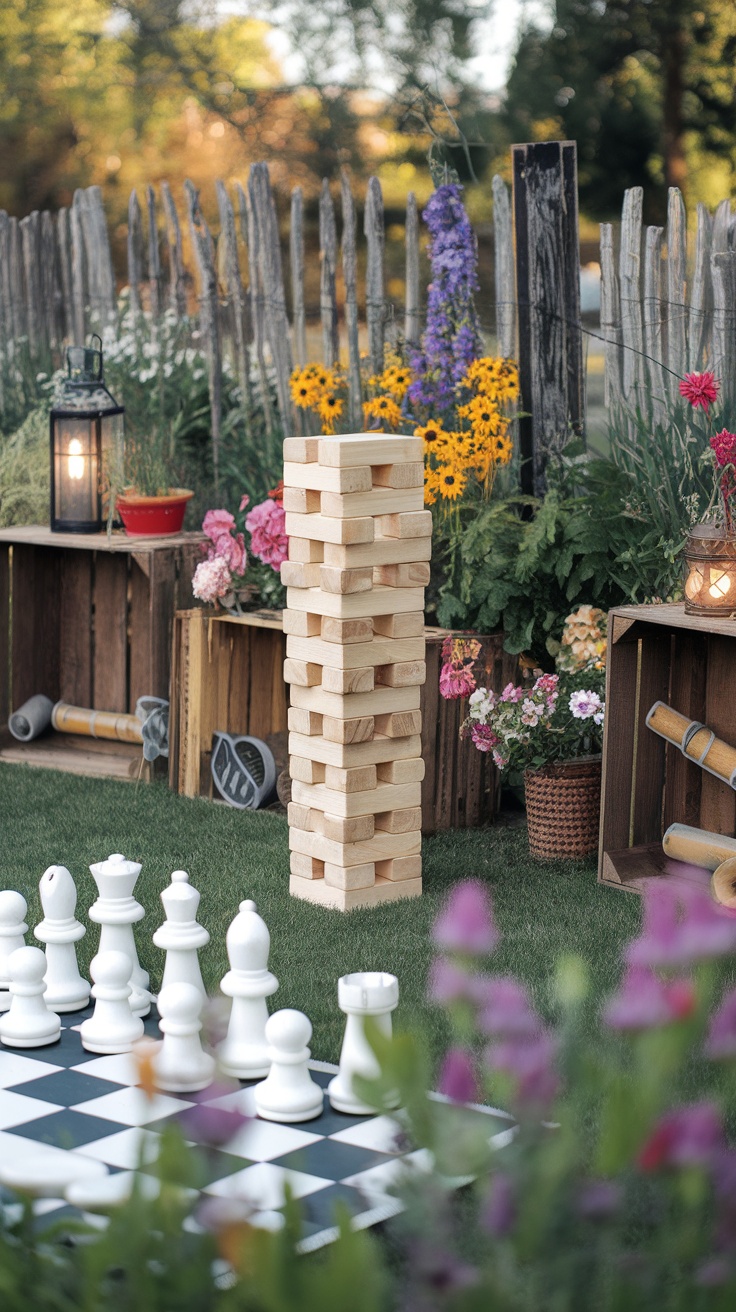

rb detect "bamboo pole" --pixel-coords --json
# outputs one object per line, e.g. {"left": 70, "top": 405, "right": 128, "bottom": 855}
{"left": 52, "top": 702, "right": 143, "bottom": 744}
{"left": 647, "top": 701, "right": 736, "bottom": 787}
{"left": 340, "top": 169, "right": 362, "bottom": 429}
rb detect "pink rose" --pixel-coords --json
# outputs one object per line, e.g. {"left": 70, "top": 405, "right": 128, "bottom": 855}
{"left": 203, "top": 508, "right": 236, "bottom": 542}
{"left": 245, "top": 497, "right": 289, "bottom": 571}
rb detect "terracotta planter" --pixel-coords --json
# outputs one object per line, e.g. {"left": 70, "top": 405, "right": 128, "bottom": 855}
{"left": 523, "top": 757, "right": 602, "bottom": 860}
{"left": 116, "top": 489, "right": 194, "bottom": 537}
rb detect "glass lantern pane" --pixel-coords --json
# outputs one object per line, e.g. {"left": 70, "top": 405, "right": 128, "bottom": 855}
{"left": 53, "top": 417, "right": 98, "bottom": 524}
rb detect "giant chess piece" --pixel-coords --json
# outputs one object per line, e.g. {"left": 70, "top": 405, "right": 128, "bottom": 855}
{"left": 217, "top": 899, "right": 278, "bottom": 1079}
{"left": 35, "top": 865, "right": 90, "bottom": 1013}
{"left": 0, "top": 891, "right": 28, "bottom": 1013}
{"left": 328, "top": 972, "right": 400, "bottom": 1114}
{"left": 152, "top": 871, "right": 209, "bottom": 999}
{"left": 153, "top": 982, "right": 215, "bottom": 1093}
{"left": 254, "top": 1010, "right": 323, "bottom": 1123}
{"left": 89, "top": 853, "right": 150, "bottom": 1016}
{"left": 0, "top": 946, "right": 61, "bottom": 1048}
{"left": 80, "top": 951, "right": 145, "bottom": 1054}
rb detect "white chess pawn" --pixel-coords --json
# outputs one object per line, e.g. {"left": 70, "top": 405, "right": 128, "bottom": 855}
{"left": 152, "top": 871, "right": 209, "bottom": 999}
{"left": 80, "top": 951, "right": 145, "bottom": 1054}
{"left": 89, "top": 854, "right": 151, "bottom": 1016}
{"left": 35, "top": 865, "right": 90, "bottom": 1013}
{"left": 254, "top": 1010, "right": 323, "bottom": 1123}
{"left": 328, "top": 972, "right": 400, "bottom": 1115}
{"left": 217, "top": 899, "right": 278, "bottom": 1079}
{"left": 153, "top": 982, "right": 216, "bottom": 1093}
{"left": 0, "top": 946, "right": 61, "bottom": 1048}
{"left": 0, "top": 891, "right": 28, "bottom": 1013}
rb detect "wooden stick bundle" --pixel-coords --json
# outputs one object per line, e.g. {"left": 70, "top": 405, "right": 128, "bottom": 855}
{"left": 646, "top": 701, "right": 736, "bottom": 789}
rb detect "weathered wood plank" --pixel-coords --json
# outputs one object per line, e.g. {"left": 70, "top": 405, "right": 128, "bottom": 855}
{"left": 185, "top": 178, "right": 222, "bottom": 490}
{"left": 126, "top": 190, "right": 143, "bottom": 318}
{"left": 41, "top": 210, "right": 62, "bottom": 350}
{"left": 319, "top": 178, "right": 339, "bottom": 367}
{"left": 70, "top": 190, "right": 86, "bottom": 344}
{"left": 665, "top": 187, "right": 687, "bottom": 393}
{"left": 364, "top": 176, "right": 385, "bottom": 374}
{"left": 93, "top": 553, "right": 128, "bottom": 711}
{"left": 711, "top": 249, "right": 736, "bottom": 410}
{"left": 161, "top": 181, "right": 188, "bottom": 317}
{"left": 20, "top": 212, "right": 44, "bottom": 355}
{"left": 340, "top": 169, "right": 362, "bottom": 429}
{"left": 216, "top": 180, "right": 252, "bottom": 431}
{"left": 248, "top": 162, "right": 294, "bottom": 429}
{"left": 146, "top": 184, "right": 162, "bottom": 318}
{"left": 59, "top": 552, "right": 93, "bottom": 705}
{"left": 404, "top": 191, "right": 420, "bottom": 349}
{"left": 86, "top": 186, "right": 116, "bottom": 324}
{"left": 619, "top": 188, "right": 644, "bottom": 402}
{"left": 492, "top": 174, "right": 515, "bottom": 359}
{"left": 599, "top": 222, "right": 621, "bottom": 409}
{"left": 237, "top": 180, "right": 274, "bottom": 437}
{"left": 643, "top": 225, "right": 666, "bottom": 423}
{"left": 290, "top": 186, "right": 307, "bottom": 366}
{"left": 56, "top": 208, "right": 74, "bottom": 343}
{"left": 688, "top": 203, "right": 712, "bottom": 373}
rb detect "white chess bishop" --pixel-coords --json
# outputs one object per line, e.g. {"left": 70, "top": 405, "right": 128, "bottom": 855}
{"left": 0, "top": 945, "right": 61, "bottom": 1048}
{"left": 254, "top": 1009, "right": 324, "bottom": 1123}
{"left": 153, "top": 982, "right": 216, "bottom": 1093}
{"left": 152, "top": 871, "right": 209, "bottom": 999}
{"left": 35, "top": 865, "right": 90, "bottom": 1012}
{"left": 80, "top": 951, "right": 145, "bottom": 1054}
{"left": 0, "top": 891, "right": 28, "bottom": 1013}
{"left": 217, "top": 899, "right": 278, "bottom": 1079}
{"left": 89, "top": 853, "right": 151, "bottom": 1016}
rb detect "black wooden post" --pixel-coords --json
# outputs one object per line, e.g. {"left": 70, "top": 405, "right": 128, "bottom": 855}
{"left": 512, "top": 141, "right": 585, "bottom": 496}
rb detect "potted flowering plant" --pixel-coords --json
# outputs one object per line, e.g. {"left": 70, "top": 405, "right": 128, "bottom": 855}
{"left": 192, "top": 484, "right": 288, "bottom": 615}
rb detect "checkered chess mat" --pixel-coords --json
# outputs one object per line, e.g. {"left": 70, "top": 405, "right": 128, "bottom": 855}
{"left": 0, "top": 1005, "right": 511, "bottom": 1253}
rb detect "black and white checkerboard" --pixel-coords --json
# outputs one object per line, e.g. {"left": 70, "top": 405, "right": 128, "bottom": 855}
{"left": 0, "top": 1006, "right": 512, "bottom": 1253}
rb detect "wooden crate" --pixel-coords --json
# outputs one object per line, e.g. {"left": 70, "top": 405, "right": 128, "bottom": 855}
{"left": 599, "top": 604, "right": 736, "bottom": 892}
{"left": 0, "top": 525, "right": 203, "bottom": 780}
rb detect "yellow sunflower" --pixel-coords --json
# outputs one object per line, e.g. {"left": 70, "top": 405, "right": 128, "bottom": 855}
{"left": 363, "top": 395, "right": 402, "bottom": 429}
{"left": 289, "top": 368, "right": 320, "bottom": 409}
{"left": 414, "top": 420, "right": 451, "bottom": 455}
{"left": 379, "top": 365, "right": 412, "bottom": 399}
{"left": 437, "top": 466, "right": 467, "bottom": 501}
{"left": 317, "top": 394, "right": 344, "bottom": 435}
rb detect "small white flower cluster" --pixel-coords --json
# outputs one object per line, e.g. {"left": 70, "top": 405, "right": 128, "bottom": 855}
{"left": 569, "top": 689, "right": 604, "bottom": 724}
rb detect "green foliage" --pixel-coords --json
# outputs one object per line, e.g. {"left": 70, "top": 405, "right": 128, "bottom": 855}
{"left": 0, "top": 407, "right": 50, "bottom": 527}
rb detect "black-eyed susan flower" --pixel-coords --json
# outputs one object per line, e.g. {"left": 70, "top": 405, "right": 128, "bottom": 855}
{"left": 438, "top": 466, "right": 466, "bottom": 501}
{"left": 363, "top": 395, "right": 402, "bottom": 428}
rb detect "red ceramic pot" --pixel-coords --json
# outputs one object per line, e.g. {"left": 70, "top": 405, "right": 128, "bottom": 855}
{"left": 116, "top": 489, "right": 194, "bottom": 537}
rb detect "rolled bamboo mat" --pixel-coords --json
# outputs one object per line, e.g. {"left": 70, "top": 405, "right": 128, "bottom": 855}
{"left": 646, "top": 700, "right": 736, "bottom": 788}
{"left": 663, "top": 823, "right": 736, "bottom": 870}
{"left": 712, "top": 857, "right": 736, "bottom": 908}
{"left": 51, "top": 703, "right": 143, "bottom": 745}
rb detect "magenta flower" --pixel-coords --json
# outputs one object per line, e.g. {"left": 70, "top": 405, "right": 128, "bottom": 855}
{"left": 679, "top": 370, "right": 719, "bottom": 412}
{"left": 481, "top": 1172, "right": 516, "bottom": 1236}
{"left": 427, "top": 956, "right": 479, "bottom": 1006}
{"left": 476, "top": 976, "right": 541, "bottom": 1037}
{"left": 705, "top": 987, "right": 736, "bottom": 1060}
{"left": 470, "top": 723, "right": 499, "bottom": 753}
{"left": 239, "top": 493, "right": 250, "bottom": 512}
{"left": 603, "top": 964, "right": 695, "bottom": 1031}
{"left": 576, "top": 1179, "right": 622, "bottom": 1220}
{"left": 212, "top": 530, "right": 247, "bottom": 576}
{"left": 439, "top": 662, "right": 476, "bottom": 700}
{"left": 638, "top": 1101, "right": 724, "bottom": 1172}
{"left": 437, "top": 1046, "right": 478, "bottom": 1103}
{"left": 500, "top": 682, "right": 525, "bottom": 703}
{"left": 245, "top": 497, "right": 288, "bottom": 571}
{"left": 485, "top": 1031, "right": 560, "bottom": 1110}
{"left": 432, "top": 881, "right": 499, "bottom": 957}
{"left": 202, "top": 508, "right": 236, "bottom": 541}
{"left": 178, "top": 1084, "right": 250, "bottom": 1149}
{"left": 626, "top": 882, "right": 736, "bottom": 969}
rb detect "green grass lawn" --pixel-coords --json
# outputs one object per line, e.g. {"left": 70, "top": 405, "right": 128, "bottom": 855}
{"left": 0, "top": 763, "right": 642, "bottom": 1070}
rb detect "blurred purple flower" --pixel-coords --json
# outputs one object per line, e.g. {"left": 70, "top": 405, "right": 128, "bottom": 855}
{"left": 705, "top": 987, "right": 736, "bottom": 1060}
{"left": 481, "top": 1172, "right": 516, "bottom": 1237}
{"left": 427, "top": 956, "right": 478, "bottom": 1006}
{"left": 404, "top": 1234, "right": 479, "bottom": 1308}
{"left": 485, "top": 1031, "right": 560, "bottom": 1110}
{"left": 577, "top": 1179, "right": 622, "bottom": 1220}
{"left": 179, "top": 1085, "right": 249, "bottom": 1149}
{"left": 627, "top": 882, "right": 736, "bottom": 970}
{"left": 638, "top": 1101, "right": 724, "bottom": 1171}
{"left": 432, "top": 880, "right": 499, "bottom": 957}
{"left": 196, "top": 1194, "right": 253, "bottom": 1233}
{"left": 476, "top": 976, "right": 541, "bottom": 1037}
{"left": 695, "top": 1257, "right": 733, "bottom": 1287}
{"left": 603, "top": 964, "right": 695, "bottom": 1031}
{"left": 437, "top": 1046, "right": 478, "bottom": 1103}
{"left": 713, "top": 1149, "right": 736, "bottom": 1252}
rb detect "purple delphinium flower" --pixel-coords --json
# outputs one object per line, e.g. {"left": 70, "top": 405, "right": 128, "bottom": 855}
{"left": 437, "top": 1046, "right": 478, "bottom": 1103}
{"left": 603, "top": 964, "right": 695, "bottom": 1031}
{"left": 626, "top": 881, "right": 736, "bottom": 970}
{"left": 638, "top": 1101, "right": 724, "bottom": 1171}
{"left": 705, "top": 987, "right": 736, "bottom": 1060}
{"left": 432, "top": 880, "right": 499, "bottom": 957}
{"left": 485, "top": 1031, "right": 560, "bottom": 1112}
{"left": 481, "top": 1172, "right": 516, "bottom": 1236}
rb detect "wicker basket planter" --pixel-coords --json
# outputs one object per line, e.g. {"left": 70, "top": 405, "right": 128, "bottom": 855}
{"left": 524, "top": 757, "right": 602, "bottom": 860}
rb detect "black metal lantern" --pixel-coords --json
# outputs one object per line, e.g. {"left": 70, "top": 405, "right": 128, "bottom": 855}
{"left": 50, "top": 336, "right": 124, "bottom": 532}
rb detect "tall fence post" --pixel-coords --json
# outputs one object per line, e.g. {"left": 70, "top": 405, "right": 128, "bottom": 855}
{"left": 491, "top": 176, "right": 515, "bottom": 360}
{"left": 404, "top": 192, "right": 420, "bottom": 350}
{"left": 364, "top": 176, "right": 385, "bottom": 375}
{"left": 340, "top": 169, "right": 362, "bottom": 429}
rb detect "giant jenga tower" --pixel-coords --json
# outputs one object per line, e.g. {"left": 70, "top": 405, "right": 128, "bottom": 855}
{"left": 281, "top": 433, "right": 430, "bottom": 910}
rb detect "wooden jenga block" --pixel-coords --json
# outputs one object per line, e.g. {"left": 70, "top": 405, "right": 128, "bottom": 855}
{"left": 374, "top": 562, "right": 431, "bottom": 589}
{"left": 292, "top": 779, "right": 421, "bottom": 818}
{"left": 375, "top": 855, "right": 422, "bottom": 882}
{"left": 287, "top": 537, "right": 324, "bottom": 564}
{"left": 321, "top": 487, "right": 423, "bottom": 519}
{"left": 283, "top": 658, "right": 322, "bottom": 687}
{"left": 287, "top": 634, "right": 425, "bottom": 670}
{"left": 287, "top": 585, "right": 424, "bottom": 619}
{"left": 324, "top": 861, "right": 375, "bottom": 891}
{"left": 280, "top": 561, "right": 322, "bottom": 589}
{"left": 321, "top": 666, "right": 375, "bottom": 695}
{"left": 323, "top": 537, "right": 432, "bottom": 569}
{"left": 287, "top": 801, "right": 312, "bottom": 830}
{"left": 324, "top": 763, "right": 377, "bottom": 793}
{"left": 372, "top": 612, "right": 425, "bottom": 639}
{"left": 289, "top": 732, "right": 422, "bottom": 770}
{"left": 377, "top": 510, "right": 433, "bottom": 539}
{"left": 374, "top": 807, "right": 423, "bottom": 833}
{"left": 284, "top": 513, "right": 374, "bottom": 545}
{"left": 289, "top": 825, "right": 421, "bottom": 866}
{"left": 289, "top": 756, "right": 326, "bottom": 785}
{"left": 319, "top": 565, "right": 373, "bottom": 595}
{"left": 372, "top": 462, "right": 424, "bottom": 489}
{"left": 376, "top": 758, "right": 425, "bottom": 784}
{"left": 283, "top": 436, "right": 319, "bottom": 463}
{"left": 287, "top": 706, "right": 323, "bottom": 736}
{"left": 318, "top": 435, "right": 423, "bottom": 467}
{"left": 290, "top": 851, "right": 325, "bottom": 880}
{"left": 320, "top": 616, "right": 374, "bottom": 645}
{"left": 284, "top": 461, "right": 372, "bottom": 493}
{"left": 291, "top": 683, "right": 420, "bottom": 719}
{"left": 373, "top": 709, "right": 423, "bottom": 738}
{"left": 321, "top": 812, "right": 375, "bottom": 843}
{"left": 322, "top": 715, "right": 375, "bottom": 745}
{"left": 282, "top": 486, "right": 321, "bottom": 515}
{"left": 282, "top": 610, "right": 321, "bottom": 637}
{"left": 375, "top": 661, "right": 427, "bottom": 688}
{"left": 289, "top": 874, "right": 422, "bottom": 911}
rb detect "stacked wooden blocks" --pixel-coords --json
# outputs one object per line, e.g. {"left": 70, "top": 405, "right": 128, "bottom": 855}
{"left": 282, "top": 433, "right": 430, "bottom": 911}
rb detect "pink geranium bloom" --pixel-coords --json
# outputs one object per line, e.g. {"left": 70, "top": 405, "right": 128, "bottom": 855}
{"left": 202, "top": 508, "right": 236, "bottom": 541}
{"left": 679, "top": 371, "right": 719, "bottom": 411}
{"left": 192, "top": 556, "right": 232, "bottom": 603}
{"left": 471, "top": 723, "right": 498, "bottom": 752}
{"left": 212, "top": 531, "right": 247, "bottom": 576}
{"left": 245, "top": 497, "right": 288, "bottom": 571}
{"left": 437, "top": 1046, "right": 478, "bottom": 1103}
{"left": 239, "top": 493, "right": 250, "bottom": 512}
{"left": 439, "top": 662, "right": 476, "bottom": 700}
{"left": 433, "top": 880, "right": 499, "bottom": 956}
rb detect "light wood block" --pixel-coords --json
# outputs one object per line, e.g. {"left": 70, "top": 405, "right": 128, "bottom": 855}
{"left": 321, "top": 666, "right": 375, "bottom": 695}
{"left": 289, "top": 873, "right": 422, "bottom": 910}
{"left": 318, "top": 435, "right": 423, "bottom": 468}
{"left": 283, "top": 658, "right": 322, "bottom": 687}
{"left": 321, "top": 487, "right": 423, "bottom": 519}
{"left": 287, "top": 634, "right": 425, "bottom": 670}
{"left": 287, "top": 707, "right": 323, "bottom": 736}
{"left": 284, "top": 461, "right": 372, "bottom": 494}
{"left": 374, "top": 562, "right": 431, "bottom": 589}
{"left": 373, "top": 709, "right": 423, "bottom": 737}
{"left": 323, "top": 537, "right": 432, "bottom": 569}
{"left": 324, "top": 861, "right": 375, "bottom": 891}
{"left": 288, "top": 538, "right": 324, "bottom": 564}
{"left": 289, "top": 732, "right": 422, "bottom": 770}
{"left": 377, "top": 510, "right": 433, "bottom": 539}
{"left": 376, "top": 758, "right": 425, "bottom": 784}
{"left": 287, "top": 585, "right": 424, "bottom": 619}
{"left": 292, "top": 778, "right": 422, "bottom": 818}
{"left": 374, "top": 806, "right": 423, "bottom": 833}
{"left": 290, "top": 851, "right": 325, "bottom": 880}
{"left": 320, "top": 616, "right": 374, "bottom": 645}
{"left": 375, "top": 661, "right": 427, "bottom": 688}
{"left": 373, "top": 462, "right": 424, "bottom": 489}
{"left": 283, "top": 436, "right": 319, "bottom": 463}
{"left": 287, "top": 802, "right": 312, "bottom": 830}
{"left": 280, "top": 561, "right": 322, "bottom": 589}
{"left": 289, "top": 755, "right": 326, "bottom": 784}
{"left": 290, "top": 682, "right": 421, "bottom": 719}
{"left": 284, "top": 513, "right": 374, "bottom": 545}
{"left": 321, "top": 812, "right": 375, "bottom": 843}
{"left": 282, "top": 486, "right": 321, "bottom": 515}
{"left": 319, "top": 565, "right": 373, "bottom": 595}
{"left": 289, "top": 825, "right": 421, "bottom": 866}
{"left": 282, "top": 610, "right": 321, "bottom": 637}
{"left": 373, "top": 612, "right": 425, "bottom": 639}
{"left": 375, "top": 854, "right": 422, "bottom": 882}
{"left": 322, "top": 715, "right": 375, "bottom": 745}
{"left": 324, "top": 763, "right": 377, "bottom": 793}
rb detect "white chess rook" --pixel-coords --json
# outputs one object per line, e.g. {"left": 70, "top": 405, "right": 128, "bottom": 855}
{"left": 0, "top": 891, "right": 28, "bottom": 1013}
{"left": 80, "top": 951, "right": 145, "bottom": 1054}
{"left": 254, "top": 1009, "right": 324, "bottom": 1123}
{"left": 217, "top": 899, "right": 278, "bottom": 1079}
{"left": 88, "top": 853, "right": 151, "bottom": 1016}
{"left": 153, "top": 870, "right": 209, "bottom": 999}
{"left": 328, "top": 971, "right": 400, "bottom": 1114}
{"left": 35, "top": 865, "right": 90, "bottom": 1013}
{"left": 0, "top": 945, "right": 61, "bottom": 1048}
{"left": 153, "top": 982, "right": 216, "bottom": 1093}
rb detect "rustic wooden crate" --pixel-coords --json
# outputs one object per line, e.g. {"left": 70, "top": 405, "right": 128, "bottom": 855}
{"left": 599, "top": 604, "right": 736, "bottom": 893}
{"left": 0, "top": 525, "right": 203, "bottom": 780}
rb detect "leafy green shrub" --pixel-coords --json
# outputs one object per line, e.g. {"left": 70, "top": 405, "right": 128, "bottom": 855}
{"left": 0, "top": 407, "right": 50, "bottom": 527}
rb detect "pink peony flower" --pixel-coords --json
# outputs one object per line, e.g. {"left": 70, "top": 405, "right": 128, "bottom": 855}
{"left": 433, "top": 880, "right": 499, "bottom": 957}
{"left": 202, "top": 508, "right": 236, "bottom": 541}
{"left": 437, "top": 1046, "right": 478, "bottom": 1103}
{"left": 471, "top": 723, "right": 498, "bottom": 752}
{"left": 192, "top": 556, "right": 233, "bottom": 603}
{"left": 212, "top": 530, "right": 247, "bottom": 576}
{"left": 679, "top": 370, "right": 719, "bottom": 412}
{"left": 245, "top": 498, "right": 288, "bottom": 571}
{"left": 439, "top": 662, "right": 476, "bottom": 700}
